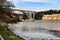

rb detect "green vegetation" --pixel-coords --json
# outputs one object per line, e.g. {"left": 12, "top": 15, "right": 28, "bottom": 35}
{"left": 0, "top": 25, "right": 24, "bottom": 40}
{"left": 22, "top": 14, "right": 29, "bottom": 20}
{"left": 0, "top": 26, "right": 10, "bottom": 40}
{"left": 35, "top": 13, "right": 43, "bottom": 20}
{"left": 35, "top": 10, "right": 60, "bottom": 20}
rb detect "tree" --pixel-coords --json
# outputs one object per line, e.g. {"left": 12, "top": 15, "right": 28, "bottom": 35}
{"left": 22, "top": 14, "right": 29, "bottom": 20}
{"left": 0, "top": 0, "right": 15, "bottom": 14}
{"left": 59, "top": 10, "right": 60, "bottom": 13}
{"left": 48, "top": 10, "right": 53, "bottom": 14}
{"left": 35, "top": 12, "right": 43, "bottom": 20}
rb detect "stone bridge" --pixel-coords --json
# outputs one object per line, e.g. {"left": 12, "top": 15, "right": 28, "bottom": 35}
{"left": 12, "top": 9, "right": 36, "bottom": 20}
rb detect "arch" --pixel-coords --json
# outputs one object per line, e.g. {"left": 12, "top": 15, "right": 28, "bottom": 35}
{"left": 12, "top": 11, "right": 23, "bottom": 14}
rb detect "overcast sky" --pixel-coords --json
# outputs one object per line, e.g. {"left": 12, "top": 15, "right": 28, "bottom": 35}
{"left": 11, "top": 0, "right": 60, "bottom": 11}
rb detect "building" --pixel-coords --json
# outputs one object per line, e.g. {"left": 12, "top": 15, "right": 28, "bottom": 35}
{"left": 42, "top": 14, "right": 60, "bottom": 20}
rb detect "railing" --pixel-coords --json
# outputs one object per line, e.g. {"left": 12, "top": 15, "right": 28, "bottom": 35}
{"left": 0, "top": 35, "right": 4, "bottom": 40}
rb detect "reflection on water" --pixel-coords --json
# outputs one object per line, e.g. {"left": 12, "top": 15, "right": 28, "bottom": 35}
{"left": 8, "top": 22, "right": 60, "bottom": 40}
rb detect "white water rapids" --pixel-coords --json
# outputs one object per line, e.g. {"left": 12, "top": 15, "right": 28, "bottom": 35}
{"left": 8, "top": 22, "right": 60, "bottom": 40}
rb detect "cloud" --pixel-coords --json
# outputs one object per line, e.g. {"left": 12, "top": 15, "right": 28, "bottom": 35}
{"left": 12, "top": 0, "right": 48, "bottom": 3}
{"left": 12, "top": 0, "right": 19, "bottom": 3}
{"left": 22, "top": 0, "right": 48, "bottom": 2}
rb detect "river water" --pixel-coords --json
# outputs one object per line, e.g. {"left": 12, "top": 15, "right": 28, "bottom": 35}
{"left": 8, "top": 22, "right": 60, "bottom": 40}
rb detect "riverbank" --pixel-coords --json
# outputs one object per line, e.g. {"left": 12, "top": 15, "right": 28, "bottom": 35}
{"left": 0, "top": 14, "right": 25, "bottom": 40}
{"left": 0, "top": 19, "right": 24, "bottom": 40}
{"left": 0, "top": 25, "right": 24, "bottom": 40}
{"left": 23, "top": 20, "right": 60, "bottom": 22}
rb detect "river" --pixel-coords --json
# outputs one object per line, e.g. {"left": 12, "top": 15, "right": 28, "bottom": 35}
{"left": 8, "top": 22, "right": 60, "bottom": 40}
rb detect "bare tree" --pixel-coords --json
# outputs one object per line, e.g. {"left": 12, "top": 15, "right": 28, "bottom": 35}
{"left": 0, "top": 0, "right": 15, "bottom": 14}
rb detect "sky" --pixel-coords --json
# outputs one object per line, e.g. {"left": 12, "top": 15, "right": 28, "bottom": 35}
{"left": 10, "top": 0, "right": 60, "bottom": 11}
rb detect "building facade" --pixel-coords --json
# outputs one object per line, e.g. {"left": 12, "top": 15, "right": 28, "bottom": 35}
{"left": 42, "top": 14, "right": 60, "bottom": 20}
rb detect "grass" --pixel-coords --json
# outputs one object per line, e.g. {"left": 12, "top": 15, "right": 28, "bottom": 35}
{"left": 0, "top": 25, "right": 24, "bottom": 40}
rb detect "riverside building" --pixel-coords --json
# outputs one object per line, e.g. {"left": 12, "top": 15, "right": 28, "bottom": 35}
{"left": 42, "top": 14, "right": 60, "bottom": 20}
